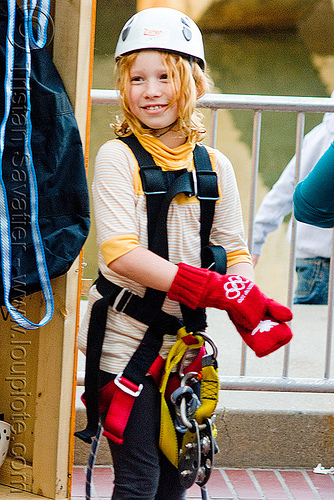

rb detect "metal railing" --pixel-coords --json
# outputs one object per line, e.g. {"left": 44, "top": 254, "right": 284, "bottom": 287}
{"left": 89, "top": 89, "right": 334, "bottom": 393}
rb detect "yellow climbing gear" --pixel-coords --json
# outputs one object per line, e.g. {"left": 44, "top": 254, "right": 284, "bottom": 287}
{"left": 159, "top": 326, "right": 219, "bottom": 485}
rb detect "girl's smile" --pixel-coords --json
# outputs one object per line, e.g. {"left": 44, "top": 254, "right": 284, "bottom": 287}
{"left": 128, "top": 51, "right": 179, "bottom": 137}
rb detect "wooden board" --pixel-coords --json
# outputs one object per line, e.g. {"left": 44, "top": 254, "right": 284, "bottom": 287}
{"left": 0, "top": 0, "right": 95, "bottom": 498}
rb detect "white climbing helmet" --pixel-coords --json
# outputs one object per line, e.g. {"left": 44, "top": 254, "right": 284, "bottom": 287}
{"left": 115, "top": 7, "right": 205, "bottom": 69}
{"left": 0, "top": 420, "right": 11, "bottom": 468}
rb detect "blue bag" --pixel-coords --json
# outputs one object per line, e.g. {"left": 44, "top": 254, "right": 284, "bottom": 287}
{"left": 0, "top": 1, "right": 90, "bottom": 327}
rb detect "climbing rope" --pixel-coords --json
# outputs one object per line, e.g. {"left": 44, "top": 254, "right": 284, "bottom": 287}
{"left": 0, "top": 0, "right": 53, "bottom": 329}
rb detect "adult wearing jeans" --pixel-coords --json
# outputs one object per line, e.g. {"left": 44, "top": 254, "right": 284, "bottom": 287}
{"left": 294, "top": 140, "right": 334, "bottom": 228}
{"left": 253, "top": 96, "right": 334, "bottom": 304}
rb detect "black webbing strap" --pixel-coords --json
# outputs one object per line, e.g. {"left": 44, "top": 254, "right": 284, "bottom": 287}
{"left": 79, "top": 284, "right": 119, "bottom": 440}
{"left": 120, "top": 135, "right": 168, "bottom": 249}
{"left": 120, "top": 135, "right": 222, "bottom": 332}
{"left": 120, "top": 135, "right": 220, "bottom": 254}
{"left": 121, "top": 135, "right": 225, "bottom": 329}
{"left": 192, "top": 145, "right": 220, "bottom": 249}
{"left": 94, "top": 274, "right": 182, "bottom": 387}
{"left": 75, "top": 134, "right": 222, "bottom": 442}
{"left": 76, "top": 274, "right": 182, "bottom": 442}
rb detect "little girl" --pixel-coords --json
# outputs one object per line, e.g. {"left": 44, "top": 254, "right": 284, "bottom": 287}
{"left": 77, "top": 8, "right": 293, "bottom": 499}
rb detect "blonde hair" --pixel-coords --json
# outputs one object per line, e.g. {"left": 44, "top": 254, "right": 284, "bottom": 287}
{"left": 113, "top": 51, "right": 213, "bottom": 143}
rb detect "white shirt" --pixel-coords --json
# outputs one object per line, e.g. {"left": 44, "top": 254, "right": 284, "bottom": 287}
{"left": 253, "top": 95, "right": 334, "bottom": 259}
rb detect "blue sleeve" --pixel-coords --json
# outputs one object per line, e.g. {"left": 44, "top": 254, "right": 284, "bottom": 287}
{"left": 293, "top": 142, "right": 334, "bottom": 228}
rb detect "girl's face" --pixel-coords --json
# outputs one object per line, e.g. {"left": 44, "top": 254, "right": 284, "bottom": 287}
{"left": 128, "top": 51, "right": 179, "bottom": 132}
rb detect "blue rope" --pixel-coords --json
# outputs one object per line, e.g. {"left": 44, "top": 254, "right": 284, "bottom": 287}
{"left": 0, "top": 0, "right": 53, "bottom": 329}
{"left": 201, "top": 484, "right": 208, "bottom": 499}
{"left": 84, "top": 423, "right": 207, "bottom": 499}
{"left": 86, "top": 423, "right": 103, "bottom": 500}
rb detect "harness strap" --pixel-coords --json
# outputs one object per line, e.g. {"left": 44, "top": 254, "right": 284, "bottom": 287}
{"left": 99, "top": 375, "right": 142, "bottom": 444}
{"left": 75, "top": 283, "right": 119, "bottom": 442}
{"left": 75, "top": 135, "right": 223, "bottom": 444}
{"left": 121, "top": 135, "right": 222, "bottom": 333}
{"left": 75, "top": 275, "right": 182, "bottom": 443}
{"left": 120, "top": 135, "right": 168, "bottom": 250}
{"left": 120, "top": 135, "right": 220, "bottom": 255}
{"left": 159, "top": 328, "right": 205, "bottom": 467}
{"left": 192, "top": 145, "right": 220, "bottom": 250}
{"left": 194, "top": 360, "right": 219, "bottom": 424}
{"left": 201, "top": 245, "right": 227, "bottom": 275}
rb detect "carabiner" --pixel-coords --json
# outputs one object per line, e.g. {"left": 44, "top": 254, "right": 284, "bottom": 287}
{"left": 195, "top": 331, "right": 218, "bottom": 360}
{"left": 179, "top": 372, "right": 200, "bottom": 430}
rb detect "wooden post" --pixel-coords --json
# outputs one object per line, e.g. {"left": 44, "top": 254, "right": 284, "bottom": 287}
{"left": 0, "top": 1, "right": 95, "bottom": 498}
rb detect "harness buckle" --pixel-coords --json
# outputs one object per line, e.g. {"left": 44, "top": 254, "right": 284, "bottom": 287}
{"left": 112, "top": 288, "right": 133, "bottom": 313}
{"left": 190, "top": 169, "right": 198, "bottom": 198}
{"left": 114, "top": 372, "right": 143, "bottom": 397}
{"left": 196, "top": 171, "right": 219, "bottom": 201}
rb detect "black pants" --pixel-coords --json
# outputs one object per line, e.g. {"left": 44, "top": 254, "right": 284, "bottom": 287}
{"left": 100, "top": 373, "right": 186, "bottom": 500}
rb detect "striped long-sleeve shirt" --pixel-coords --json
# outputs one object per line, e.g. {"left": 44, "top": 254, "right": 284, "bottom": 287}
{"left": 77, "top": 135, "right": 251, "bottom": 374}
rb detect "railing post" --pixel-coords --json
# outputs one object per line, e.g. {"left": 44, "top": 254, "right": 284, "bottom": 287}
{"left": 240, "top": 109, "right": 262, "bottom": 376}
{"left": 247, "top": 110, "right": 262, "bottom": 257}
{"left": 209, "top": 109, "right": 218, "bottom": 149}
{"left": 283, "top": 111, "right": 305, "bottom": 377}
{"left": 325, "top": 231, "right": 334, "bottom": 379}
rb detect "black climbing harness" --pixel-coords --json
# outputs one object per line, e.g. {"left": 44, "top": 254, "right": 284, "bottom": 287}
{"left": 77, "top": 134, "right": 224, "bottom": 499}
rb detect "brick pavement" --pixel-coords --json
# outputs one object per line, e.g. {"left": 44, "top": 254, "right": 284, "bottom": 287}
{"left": 71, "top": 465, "right": 334, "bottom": 499}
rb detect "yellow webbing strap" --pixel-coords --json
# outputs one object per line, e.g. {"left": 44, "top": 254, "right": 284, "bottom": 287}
{"left": 159, "top": 327, "right": 204, "bottom": 467}
{"left": 194, "top": 363, "right": 219, "bottom": 424}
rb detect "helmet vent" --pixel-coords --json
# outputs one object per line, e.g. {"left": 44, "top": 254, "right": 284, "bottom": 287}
{"left": 122, "top": 19, "right": 133, "bottom": 42}
{"left": 181, "top": 17, "right": 192, "bottom": 41}
{"left": 182, "top": 26, "right": 192, "bottom": 41}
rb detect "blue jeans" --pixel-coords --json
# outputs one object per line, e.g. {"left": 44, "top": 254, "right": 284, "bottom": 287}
{"left": 100, "top": 373, "right": 186, "bottom": 500}
{"left": 294, "top": 258, "right": 330, "bottom": 305}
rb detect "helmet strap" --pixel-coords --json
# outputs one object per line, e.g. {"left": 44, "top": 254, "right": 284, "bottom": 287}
{"left": 145, "top": 119, "right": 179, "bottom": 138}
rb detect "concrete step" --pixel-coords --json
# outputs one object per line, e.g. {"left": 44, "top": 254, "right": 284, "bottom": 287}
{"left": 74, "top": 391, "right": 334, "bottom": 468}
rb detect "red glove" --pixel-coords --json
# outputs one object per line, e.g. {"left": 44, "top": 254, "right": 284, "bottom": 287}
{"left": 168, "top": 263, "right": 292, "bottom": 330}
{"left": 233, "top": 316, "right": 293, "bottom": 357}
